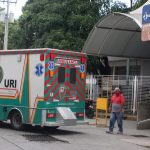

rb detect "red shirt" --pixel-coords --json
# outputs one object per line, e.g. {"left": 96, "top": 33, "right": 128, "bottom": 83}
{"left": 111, "top": 93, "right": 125, "bottom": 106}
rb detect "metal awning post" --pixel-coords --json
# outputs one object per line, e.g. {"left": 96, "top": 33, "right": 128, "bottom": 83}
{"left": 133, "top": 76, "right": 137, "bottom": 114}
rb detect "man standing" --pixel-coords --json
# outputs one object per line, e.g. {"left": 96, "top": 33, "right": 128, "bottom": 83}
{"left": 106, "top": 87, "right": 125, "bottom": 134}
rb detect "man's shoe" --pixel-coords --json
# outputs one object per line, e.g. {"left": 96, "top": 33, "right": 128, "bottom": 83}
{"left": 106, "top": 130, "right": 113, "bottom": 134}
{"left": 117, "top": 131, "right": 123, "bottom": 135}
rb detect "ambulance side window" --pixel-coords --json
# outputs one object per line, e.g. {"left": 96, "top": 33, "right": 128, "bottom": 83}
{"left": 58, "top": 67, "right": 65, "bottom": 83}
{"left": 70, "top": 68, "right": 76, "bottom": 84}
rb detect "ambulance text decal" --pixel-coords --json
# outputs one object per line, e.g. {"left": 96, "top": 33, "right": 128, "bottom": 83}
{"left": 4, "top": 79, "right": 17, "bottom": 88}
{"left": 56, "top": 59, "right": 78, "bottom": 65}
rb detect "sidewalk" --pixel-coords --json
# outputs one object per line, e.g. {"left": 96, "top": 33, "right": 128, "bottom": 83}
{"left": 86, "top": 118, "right": 150, "bottom": 148}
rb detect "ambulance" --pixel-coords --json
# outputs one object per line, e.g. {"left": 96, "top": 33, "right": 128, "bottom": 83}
{"left": 0, "top": 48, "right": 87, "bottom": 130}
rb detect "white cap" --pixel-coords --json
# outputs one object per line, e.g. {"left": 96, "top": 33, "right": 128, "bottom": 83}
{"left": 114, "top": 87, "right": 120, "bottom": 92}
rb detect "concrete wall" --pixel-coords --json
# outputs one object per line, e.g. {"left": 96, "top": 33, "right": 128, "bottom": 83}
{"left": 137, "top": 103, "right": 150, "bottom": 130}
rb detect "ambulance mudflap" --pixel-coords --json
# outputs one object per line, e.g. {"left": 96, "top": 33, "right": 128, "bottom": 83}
{"left": 0, "top": 48, "right": 88, "bottom": 130}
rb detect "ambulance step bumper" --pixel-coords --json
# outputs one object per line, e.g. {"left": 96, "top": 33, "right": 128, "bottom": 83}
{"left": 42, "top": 107, "right": 88, "bottom": 127}
{"left": 56, "top": 107, "right": 77, "bottom": 126}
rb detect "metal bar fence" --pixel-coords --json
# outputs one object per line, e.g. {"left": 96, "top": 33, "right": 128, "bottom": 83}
{"left": 86, "top": 75, "right": 150, "bottom": 114}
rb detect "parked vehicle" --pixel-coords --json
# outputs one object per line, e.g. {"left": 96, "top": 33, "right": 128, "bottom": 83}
{"left": 0, "top": 48, "right": 88, "bottom": 130}
{"left": 85, "top": 99, "right": 94, "bottom": 119}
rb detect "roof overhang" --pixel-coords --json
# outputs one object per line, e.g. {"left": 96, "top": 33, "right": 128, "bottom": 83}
{"left": 82, "top": 11, "right": 150, "bottom": 59}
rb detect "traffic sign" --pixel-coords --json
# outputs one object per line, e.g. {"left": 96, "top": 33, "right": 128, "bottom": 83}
{"left": 142, "top": 4, "right": 150, "bottom": 41}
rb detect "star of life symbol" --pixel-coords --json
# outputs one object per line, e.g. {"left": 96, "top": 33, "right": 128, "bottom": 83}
{"left": 48, "top": 61, "right": 54, "bottom": 70}
{"left": 80, "top": 64, "right": 85, "bottom": 73}
{"left": 35, "top": 63, "right": 43, "bottom": 76}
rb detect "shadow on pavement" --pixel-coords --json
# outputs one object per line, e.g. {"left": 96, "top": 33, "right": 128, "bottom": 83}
{"left": 0, "top": 122, "right": 84, "bottom": 136}
{"left": 23, "top": 125, "right": 84, "bottom": 136}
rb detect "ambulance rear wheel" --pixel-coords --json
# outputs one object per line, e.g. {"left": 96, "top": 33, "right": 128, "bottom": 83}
{"left": 11, "top": 111, "right": 23, "bottom": 130}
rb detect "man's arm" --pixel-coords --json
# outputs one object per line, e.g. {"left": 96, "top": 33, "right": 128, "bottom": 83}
{"left": 108, "top": 96, "right": 113, "bottom": 112}
{"left": 121, "top": 95, "right": 125, "bottom": 106}
{"left": 121, "top": 95, "right": 125, "bottom": 112}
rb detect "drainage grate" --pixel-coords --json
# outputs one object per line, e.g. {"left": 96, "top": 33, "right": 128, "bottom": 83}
{"left": 22, "top": 134, "right": 69, "bottom": 143}
{"left": 131, "top": 135, "right": 149, "bottom": 138}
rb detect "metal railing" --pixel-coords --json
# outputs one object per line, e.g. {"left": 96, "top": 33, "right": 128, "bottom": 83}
{"left": 86, "top": 75, "right": 150, "bottom": 114}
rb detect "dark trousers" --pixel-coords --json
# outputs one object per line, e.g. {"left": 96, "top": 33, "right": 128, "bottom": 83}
{"left": 109, "top": 112, "right": 123, "bottom": 132}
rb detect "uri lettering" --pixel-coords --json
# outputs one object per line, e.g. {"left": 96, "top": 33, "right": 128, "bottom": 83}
{"left": 4, "top": 79, "right": 17, "bottom": 88}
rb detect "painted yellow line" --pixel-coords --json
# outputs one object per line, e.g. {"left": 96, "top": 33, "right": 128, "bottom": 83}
{"left": 28, "top": 54, "right": 31, "bottom": 123}
{"left": 19, "top": 55, "right": 28, "bottom": 102}
{"left": 0, "top": 90, "right": 19, "bottom": 99}
{"left": 0, "top": 96, "right": 16, "bottom": 99}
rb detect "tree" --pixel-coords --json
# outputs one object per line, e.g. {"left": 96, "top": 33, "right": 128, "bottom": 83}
{"left": 6, "top": 0, "right": 127, "bottom": 75}
{"left": 8, "top": 0, "right": 128, "bottom": 52}
{"left": 8, "top": 21, "right": 25, "bottom": 49}
{"left": 131, "top": 0, "right": 148, "bottom": 10}
{"left": 15, "top": 0, "right": 111, "bottom": 51}
{"left": 111, "top": 1, "right": 128, "bottom": 13}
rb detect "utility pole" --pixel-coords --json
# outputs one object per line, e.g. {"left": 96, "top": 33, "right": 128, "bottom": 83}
{"left": 0, "top": 0, "right": 17, "bottom": 50}
{"left": 130, "top": 0, "right": 133, "bottom": 10}
{"left": 4, "top": 0, "right": 10, "bottom": 50}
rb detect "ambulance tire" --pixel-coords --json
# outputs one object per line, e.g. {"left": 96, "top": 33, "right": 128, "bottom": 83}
{"left": 11, "top": 111, "right": 23, "bottom": 130}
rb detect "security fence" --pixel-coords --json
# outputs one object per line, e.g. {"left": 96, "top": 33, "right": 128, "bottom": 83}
{"left": 86, "top": 75, "right": 150, "bottom": 114}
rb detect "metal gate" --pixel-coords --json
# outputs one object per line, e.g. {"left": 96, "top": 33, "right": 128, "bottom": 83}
{"left": 86, "top": 75, "right": 150, "bottom": 114}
